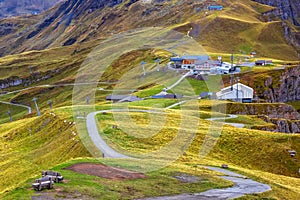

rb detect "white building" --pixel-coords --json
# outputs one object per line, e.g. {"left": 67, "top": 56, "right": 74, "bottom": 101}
{"left": 217, "top": 83, "right": 254, "bottom": 102}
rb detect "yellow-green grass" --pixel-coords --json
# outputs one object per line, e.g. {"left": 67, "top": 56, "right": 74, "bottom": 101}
{"left": 2, "top": 158, "right": 231, "bottom": 200}
{"left": 288, "top": 101, "right": 300, "bottom": 112}
{"left": 0, "top": 112, "right": 90, "bottom": 195}
{"left": 195, "top": 157, "right": 300, "bottom": 200}
{"left": 92, "top": 109, "right": 300, "bottom": 199}
{"left": 214, "top": 115, "right": 275, "bottom": 129}
{"left": 96, "top": 110, "right": 300, "bottom": 176}
{"left": 0, "top": 103, "right": 28, "bottom": 124}
{"left": 1, "top": 103, "right": 299, "bottom": 199}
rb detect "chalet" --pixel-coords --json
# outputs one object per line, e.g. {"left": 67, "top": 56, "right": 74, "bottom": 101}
{"left": 208, "top": 5, "right": 223, "bottom": 11}
{"left": 181, "top": 55, "right": 209, "bottom": 69}
{"left": 216, "top": 83, "right": 254, "bottom": 102}
{"left": 194, "top": 60, "right": 221, "bottom": 73}
{"left": 106, "top": 95, "right": 142, "bottom": 103}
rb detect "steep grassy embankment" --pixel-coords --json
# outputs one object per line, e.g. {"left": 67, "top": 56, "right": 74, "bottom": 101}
{"left": 0, "top": 111, "right": 90, "bottom": 195}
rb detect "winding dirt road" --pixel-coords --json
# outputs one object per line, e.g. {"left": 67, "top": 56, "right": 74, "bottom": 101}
{"left": 85, "top": 109, "right": 271, "bottom": 199}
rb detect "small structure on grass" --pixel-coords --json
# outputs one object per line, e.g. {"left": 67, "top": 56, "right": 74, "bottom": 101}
{"left": 221, "top": 164, "right": 229, "bottom": 169}
{"left": 152, "top": 93, "right": 183, "bottom": 99}
{"left": 255, "top": 60, "right": 266, "bottom": 66}
{"left": 106, "top": 95, "right": 142, "bottom": 103}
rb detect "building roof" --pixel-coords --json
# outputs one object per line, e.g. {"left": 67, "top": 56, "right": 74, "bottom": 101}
{"left": 152, "top": 93, "right": 183, "bottom": 99}
{"left": 170, "top": 57, "right": 183, "bottom": 62}
{"left": 219, "top": 83, "right": 253, "bottom": 93}
{"left": 195, "top": 60, "right": 220, "bottom": 65}
{"left": 255, "top": 60, "right": 266, "bottom": 64}
{"left": 118, "top": 96, "right": 142, "bottom": 103}
{"left": 217, "top": 83, "right": 254, "bottom": 99}
{"left": 208, "top": 5, "right": 223, "bottom": 10}
{"left": 106, "top": 95, "right": 142, "bottom": 102}
{"left": 182, "top": 55, "right": 209, "bottom": 61}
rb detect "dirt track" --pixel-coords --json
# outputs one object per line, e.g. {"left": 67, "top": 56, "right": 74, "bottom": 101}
{"left": 65, "top": 163, "right": 147, "bottom": 180}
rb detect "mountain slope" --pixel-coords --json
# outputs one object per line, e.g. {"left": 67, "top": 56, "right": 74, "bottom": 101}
{"left": 0, "top": 0, "right": 63, "bottom": 19}
{"left": 0, "top": 0, "right": 298, "bottom": 60}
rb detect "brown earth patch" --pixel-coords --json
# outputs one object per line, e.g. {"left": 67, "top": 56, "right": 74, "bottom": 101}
{"left": 65, "top": 163, "right": 147, "bottom": 180}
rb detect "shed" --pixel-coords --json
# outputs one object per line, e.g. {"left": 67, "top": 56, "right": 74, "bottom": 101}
{"left": 106, "top": 95, "right": 142, "bottom": 103}
{"left": 208, "top": 5, "right": 223, "bottom": 11}
{"left": 255, "top": 60, "right": 266, "bottom": 66}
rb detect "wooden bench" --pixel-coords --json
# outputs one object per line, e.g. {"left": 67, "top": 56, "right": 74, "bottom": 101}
{"left": 32, "top": 176, "right": 54, "bottom": 191}
{"left": 42, "top": 170, "right": 64, "bottom": 183}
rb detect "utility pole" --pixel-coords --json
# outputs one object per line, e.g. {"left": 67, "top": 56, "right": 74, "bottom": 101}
{"left": 7, "top": 110, "right": 12, "bottom": 122}
{"left": 141, "top": 61, "right": 147, "bottom": 76}
{"left": 48, "top": 100, "right": 53, "bottom": 110}
{"left": 231, "top": 53, "right": 234, "bottom": 73}
{"left": 86, "top": 96, "right": 90, "bottom": 104}
{"left": 230, "top": 74, "right": 234, "bottom": 91}
{"left": 32, "top": 98, "right": 41, "bottom": 116}
{"left": 236, "top": 77, "right": 240, "bottom": 102}
{"left": 155, "top": 59, "right": 161, "bottom": 71}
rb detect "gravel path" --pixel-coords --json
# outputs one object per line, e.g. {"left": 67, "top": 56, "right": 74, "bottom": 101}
{"left": 0, "top": 100, "right": 32, "bottom": 114}
{"left": 206, "top": 114, "right": 245, "bottom": 128}
{"left": 140, "top": 166, "right": 271, "bottom": 200}
{"left": 86, "top": 109, "right": 271, "bottom": 199}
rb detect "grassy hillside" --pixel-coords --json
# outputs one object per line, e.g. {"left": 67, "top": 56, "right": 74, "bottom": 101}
{"left": 0, "top": 111, "right": 90, "bottom": 195}
{"left": 0, "top": 0, "right": 298, "bottom": 60}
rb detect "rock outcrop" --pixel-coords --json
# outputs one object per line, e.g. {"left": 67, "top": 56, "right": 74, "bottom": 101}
{"left": 224, "top": 102, "right": 300, "bottom": 133}
{"left": 253, "top": 0, "right": 300, "bottom": 26}
{"left": 262, "top": 66, "right": 300, "bottom": 103}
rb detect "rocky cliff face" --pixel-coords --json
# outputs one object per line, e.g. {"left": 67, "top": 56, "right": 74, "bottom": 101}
{"left": 257, "top": 115, "right": 300, "bottom": 133}
{"left": 226, "top": 102, "right": 300, "bottom": 120}
{"left": 253, "top": 0, "right": 300, "bottom": 26}
{"left": 225, "top": 102, "right": 300, "bottom": 133}
{"left": 0, "top": 0, "right": 62, "bottom": 19}
{"left": 262, "top": 65, "right": 300, "bottom": 103}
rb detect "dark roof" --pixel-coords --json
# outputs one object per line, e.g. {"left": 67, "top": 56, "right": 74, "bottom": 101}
{"left": 200, "top": 92, "right": 209, "bottom": 98}
{"left": 255, "top": 60, "right": 266, "bottom": 64}
{"left": 170, "top": 57, "right": 183, "bottom": 62}
{"left": 118, "top": 96, "right": 142, "bottom": 102}
{"left": 106, "top": 95, "right": 130, "bottom": 100}
{"left": 106, "top": 95, "right": 142, "bottom": 102}
{"left": 152, "top": 94, "right": 183, "bottom": 99}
